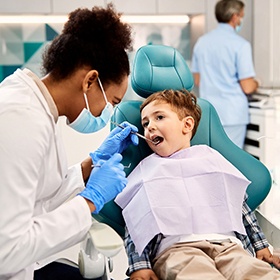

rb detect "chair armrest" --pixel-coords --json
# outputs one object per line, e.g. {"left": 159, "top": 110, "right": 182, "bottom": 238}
{"left": 79, "top": 222, "right": 124, "bottom": 278}
{"left": 88, "top": 222, "right": 124, "bottom": 258}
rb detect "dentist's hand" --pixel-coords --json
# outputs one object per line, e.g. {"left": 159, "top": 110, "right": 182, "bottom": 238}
{"left": 79, "top": 153, "right": 127, "bottom": 214}
{"left": 91, "top": 121, "right": 139, "bottom": 164}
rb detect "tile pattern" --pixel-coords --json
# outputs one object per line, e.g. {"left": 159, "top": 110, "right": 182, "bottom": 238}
{"left": 0, "top": 23, "right": 62, "bottom": 82}
{"left": 0, "top": 23, "right": 190, "bottom": 83}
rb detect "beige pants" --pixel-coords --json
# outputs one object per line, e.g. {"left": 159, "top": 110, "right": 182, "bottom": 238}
{"left": 153, "top": 240, "right": 280, "bottom": 280}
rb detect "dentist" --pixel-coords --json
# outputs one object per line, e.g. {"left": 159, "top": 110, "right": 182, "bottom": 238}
{"left": 0, "top": 4, "right": 137, "bottom": 280}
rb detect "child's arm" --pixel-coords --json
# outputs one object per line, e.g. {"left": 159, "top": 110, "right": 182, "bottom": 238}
{"left": 242, "top": 201, "right": 280, "bottom": 268}
{"left": 242, "top": 200, "right": 269, "bottom": 252}
{"left": 124, "top": 226, "right": 158, "bottom": 277}
{"left": 130, "top": 269, "right": 159, "bottom": 280}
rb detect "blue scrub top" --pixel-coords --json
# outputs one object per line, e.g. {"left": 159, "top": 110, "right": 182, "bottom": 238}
{"left": 192, "top": 23, "right": 255, "bottom": 126}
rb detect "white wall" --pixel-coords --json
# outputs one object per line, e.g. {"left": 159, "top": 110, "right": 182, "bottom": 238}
{"left": 0, "top": 0, "right": 206, "bottom": 14}
{"left": 253, "top": 0, "right": 280, "bottom": 88}
{"left": 58, "top": 117, "right": 109, "bottom": 166}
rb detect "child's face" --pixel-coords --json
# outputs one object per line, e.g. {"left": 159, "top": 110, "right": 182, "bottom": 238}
{"left": 141, "top": 101, "right": 194, "bottom": 157}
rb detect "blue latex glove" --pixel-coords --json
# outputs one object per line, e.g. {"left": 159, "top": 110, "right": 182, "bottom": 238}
{"left": 79, "top": 153, "right": 127, "bottom": 214}
{"left": 91, "top": 121, "right": 139, "bottom": 164}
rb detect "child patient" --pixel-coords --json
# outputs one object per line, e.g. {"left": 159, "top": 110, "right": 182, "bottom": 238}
{"left": 115, "top": 89, "right": 280, "bottom": 280}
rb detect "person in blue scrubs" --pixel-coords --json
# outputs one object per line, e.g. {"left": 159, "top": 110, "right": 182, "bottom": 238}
{"left": 191, "top": 0, "right": 259, "bottom": 149}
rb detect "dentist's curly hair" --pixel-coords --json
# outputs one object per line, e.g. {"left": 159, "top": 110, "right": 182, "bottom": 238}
{"left": 42, "top": 3, "right": 133, "bottom": 85}
{"left": 140, "top": 89, "right": 202, "bottom": 139}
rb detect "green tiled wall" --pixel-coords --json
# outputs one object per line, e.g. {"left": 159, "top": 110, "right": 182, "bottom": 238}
{"left": 0, "top": 23, "right": 190, "bottom": 83}
{"left": 0, "top": 23, "right": 62, "bottom": 82}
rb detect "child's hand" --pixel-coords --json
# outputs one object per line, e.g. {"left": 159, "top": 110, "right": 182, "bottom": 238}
{"left": 272, "top": 255, "right": 280, "bottom": 269}
{"left": 130, "top": 269, "right": 159, "bottom": 280}
{"left": 256, "top": 247, "right": 280, "bottom": 269}
{"left": 256, "top": 248, "right": 273, "bottom": 264}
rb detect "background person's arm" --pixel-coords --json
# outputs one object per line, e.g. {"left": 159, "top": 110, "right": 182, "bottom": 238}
{"left": 193, "top": 73, "right": 200, "bottom": 87}
{"left": 239, "top": 77, "right": 259, "bottom": 94}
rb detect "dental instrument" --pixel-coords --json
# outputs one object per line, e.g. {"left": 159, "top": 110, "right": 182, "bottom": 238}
{"left": 110, "top": 121, "right": 157, "bottom": 144}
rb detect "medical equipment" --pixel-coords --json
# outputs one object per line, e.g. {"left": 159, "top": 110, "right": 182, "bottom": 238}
{"left": 79, "top": 222, "right": 124, "bottom": 279}
{"left": 110, "top": 121, "right": 156, "bottom": 144}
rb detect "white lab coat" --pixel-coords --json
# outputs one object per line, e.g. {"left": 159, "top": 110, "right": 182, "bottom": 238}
{"left": 0, "top": 69, "right": 92, "bottom": 279}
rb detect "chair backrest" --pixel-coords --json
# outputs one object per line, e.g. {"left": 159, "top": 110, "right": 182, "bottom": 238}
{"left": 94, "top": 44, "right": 272, "bottom": 237}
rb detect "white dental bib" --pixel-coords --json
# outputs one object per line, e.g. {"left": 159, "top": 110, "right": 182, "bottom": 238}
{"left": 115, "top": 145, "right": 250, "bottom": 255}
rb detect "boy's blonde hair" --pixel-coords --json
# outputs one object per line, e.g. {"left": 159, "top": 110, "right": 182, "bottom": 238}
{"left": 140, "top": 89, "right": 202, "bottom": 139}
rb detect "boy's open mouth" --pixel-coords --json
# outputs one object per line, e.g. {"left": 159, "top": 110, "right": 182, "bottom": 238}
{"left": 152, "top": 136, "right": 164, "bottom": 145}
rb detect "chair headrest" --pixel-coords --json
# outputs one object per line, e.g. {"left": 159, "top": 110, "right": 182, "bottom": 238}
{"left": 131, "top": 44, "right": 194, "bottom": 98}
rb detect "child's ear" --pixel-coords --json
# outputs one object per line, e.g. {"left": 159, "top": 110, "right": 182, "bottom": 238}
{"left": 183, "top": 116, "right": 195, "bottom": 134}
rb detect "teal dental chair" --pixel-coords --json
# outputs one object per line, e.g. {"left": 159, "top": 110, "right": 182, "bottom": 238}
{"left": 86, "top": 44, "right": 272, "bottom": 279}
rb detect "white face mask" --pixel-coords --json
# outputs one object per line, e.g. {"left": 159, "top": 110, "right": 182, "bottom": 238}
{"left": 68, "top": 78, "right": 113, "bottom": 133}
